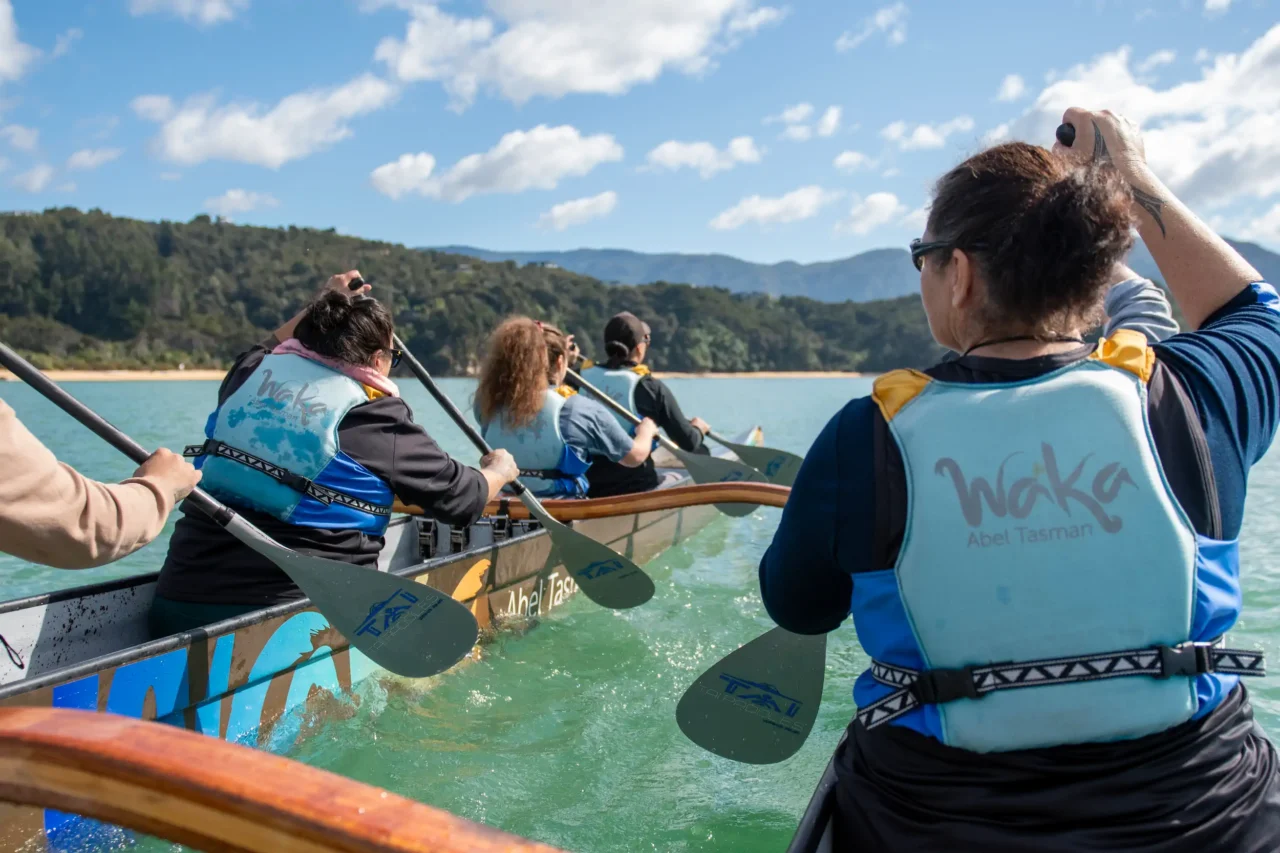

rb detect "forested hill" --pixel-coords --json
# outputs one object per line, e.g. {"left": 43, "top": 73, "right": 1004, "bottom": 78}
{"left": 0, "top": 208, "right": 943, "bottom": 374}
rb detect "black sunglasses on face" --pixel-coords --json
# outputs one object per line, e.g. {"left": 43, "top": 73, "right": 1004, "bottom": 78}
{"left": 910, "top": 238, "right": 987, "bottom": 271}
{"left": 386, "top": 347, "right": 402, "bottom": 368}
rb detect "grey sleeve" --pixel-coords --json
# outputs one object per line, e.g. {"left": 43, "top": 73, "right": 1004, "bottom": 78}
{"left": 1104, "top": 278, "right": 1180, "bottom": 343}
{"left": 560, "top": 396, "right": 635, "bottom": 462}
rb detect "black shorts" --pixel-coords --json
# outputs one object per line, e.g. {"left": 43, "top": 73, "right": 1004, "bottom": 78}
{"left": 834, "top": 685, "right": 1280, "bottom": 852}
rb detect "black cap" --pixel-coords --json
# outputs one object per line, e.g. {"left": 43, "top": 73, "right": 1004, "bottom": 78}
{"left": 603, "top": 312, "right": 650, "bottom": 354}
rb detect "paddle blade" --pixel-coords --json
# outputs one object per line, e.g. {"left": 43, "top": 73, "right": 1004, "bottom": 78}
{"left": 223, "top": 517, "right": 478, "bottom": 678}
{"left": 676, "top": 627, "right": 826, "bottom": 764}
{"left": 678, "top": 450, "right": 768, "bottom": 517}
{"left": 520, "top": 494, "right": 655, "bottom": 609}
{"left": 724, "top": 443, "right": 804, "bottom": 488}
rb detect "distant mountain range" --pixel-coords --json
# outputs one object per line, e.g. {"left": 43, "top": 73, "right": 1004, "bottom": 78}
{"left": 435, "top": 239, "right": 1280, "bottom": 304}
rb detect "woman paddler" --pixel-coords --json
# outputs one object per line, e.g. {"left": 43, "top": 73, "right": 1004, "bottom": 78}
{"left": 761, "top": 108, "right": 1280, "bottom": 850}
{"left": 474, "top": 317, "right": 659, "bottom": 498}
{"left": 580, "top": 312, "right": 715, "bottom": 497}
{"left": 149, "top": 272, "right": 519, "bottom": 637}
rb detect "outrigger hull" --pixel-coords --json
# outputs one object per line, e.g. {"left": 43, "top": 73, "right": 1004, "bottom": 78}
{"left": 0, "top": 428, "right": 764, "bottom": 851}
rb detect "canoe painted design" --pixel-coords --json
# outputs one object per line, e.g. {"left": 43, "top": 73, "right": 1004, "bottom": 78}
{"left": 0, "top": 429, "right": 763, "bottom": 851}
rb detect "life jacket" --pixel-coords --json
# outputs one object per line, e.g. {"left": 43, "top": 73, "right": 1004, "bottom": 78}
{"left": 854, "top": 332, "right": 1264, "bottom": 753}
{"left": 480, "top": 386, "right": 591, "bottom": 497}
{"left": 184, "top": 354, "right": 393, "bottom": 535}
{"left": 580, "top": 363, "right": 647, "bottom": 434}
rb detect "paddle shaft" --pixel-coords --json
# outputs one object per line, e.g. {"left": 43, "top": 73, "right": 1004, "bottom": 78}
{"left": 392, "top": 334, "right": 530, "bottom": 498}
{"left": 565, "top": 368, "right": 682, "bottom": 455}
{"left": 0, "top": 342, "right": 232, "bottom": 524}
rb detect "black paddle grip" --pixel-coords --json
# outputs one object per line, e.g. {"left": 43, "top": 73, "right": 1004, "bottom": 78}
{"left": 1055, "top": 123, "right": 1076, "bottom": 148}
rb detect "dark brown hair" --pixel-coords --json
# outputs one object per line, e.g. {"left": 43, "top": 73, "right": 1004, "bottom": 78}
{"left": 475, "top": 316, "right": 556, "bottom": 429}
{"left": 927, "top": 142, "right": 1135, "bottom": 334}
{"left": 294, "top": 291, "right": 394, "bottom": 366}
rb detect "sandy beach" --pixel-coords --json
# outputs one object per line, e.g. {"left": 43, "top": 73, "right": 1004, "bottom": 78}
{"left": 2, "top": 368, "right": 866, "bottom": 381}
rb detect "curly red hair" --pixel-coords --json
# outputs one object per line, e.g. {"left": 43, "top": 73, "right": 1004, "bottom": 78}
{"left": 475, "top": 316, "right": 568, "bottom": 429}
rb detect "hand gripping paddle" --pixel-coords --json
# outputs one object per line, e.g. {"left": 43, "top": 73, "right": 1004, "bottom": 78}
{"left": 0, "top": 342, "right": 478, "bottom": 679}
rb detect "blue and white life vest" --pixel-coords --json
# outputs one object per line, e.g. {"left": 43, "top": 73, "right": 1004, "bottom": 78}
{"left": 184, "top": 354, "right": 393, "bottom": 535}
{"left": 480, "top": 386, "right": 591, "bottom": 497}
{"left": 580, "top": 364, "right": 645, "bottom": 434}
{"left": 853, "top": 332, "right": 1264, "bottom": 753}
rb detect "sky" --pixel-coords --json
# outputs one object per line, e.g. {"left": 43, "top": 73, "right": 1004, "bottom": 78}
{"left": 1, "top": 0, "right": 1278, "bottom": 264}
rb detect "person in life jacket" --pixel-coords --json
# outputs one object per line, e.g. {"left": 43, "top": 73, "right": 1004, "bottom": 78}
{"left": 474, "top": 317, "right": 659, "bottom": 498}
{"left": 580, "top": 312, "right": 714, "bottom": 497}
{"left": 149, "top": 272, "right": 519, "bottom": 638}
{"left": 760, "top": 108, "right": 1280, "bottom": 852}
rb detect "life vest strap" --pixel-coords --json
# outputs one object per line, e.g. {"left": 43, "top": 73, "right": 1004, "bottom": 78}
{"left": 858, "top": 640, "right": 1266, "bottom": 731}
{"left": 184, "top": 440, "right": 391, "bottom": 517}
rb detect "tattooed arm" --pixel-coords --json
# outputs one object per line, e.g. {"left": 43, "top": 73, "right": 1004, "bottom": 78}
{"left": 1055, "top": 107, "right": 1261, "bottom": 330}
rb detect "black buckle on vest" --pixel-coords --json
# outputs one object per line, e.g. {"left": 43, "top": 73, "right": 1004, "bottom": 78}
{"left": 184, "top": 439, "right": 220, "bottom": 458}
{"left": 1158, "top": 643, "right": 1213, "bottom": 679}
{"left": 281, "top": 471, "right": 326, "bottom": 503}
{"left": 909, "top": 665, "right": 981, "bottom": 704}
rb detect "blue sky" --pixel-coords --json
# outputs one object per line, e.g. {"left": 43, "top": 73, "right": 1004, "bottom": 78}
{"left": 2, "top": 0, "right": 1277, "bottom": 263}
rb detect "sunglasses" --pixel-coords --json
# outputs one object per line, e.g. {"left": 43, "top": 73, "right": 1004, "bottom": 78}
{"left": 910, "top": 238, "right": 987, "bottom": 271}
{"left": 385, "top": 347, "right": 402, "bottom": 369}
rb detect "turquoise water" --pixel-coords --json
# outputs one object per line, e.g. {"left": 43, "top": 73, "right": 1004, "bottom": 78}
{"left": 4, "top": 377, "right": 1280, "bottom": 852}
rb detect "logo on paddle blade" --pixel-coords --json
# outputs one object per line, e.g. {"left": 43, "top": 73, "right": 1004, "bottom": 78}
{"left": 577, "top": 558, "right": 625, "bottom": 581}
{"left": 718, "top": 471, "right": 746, "bottom": 483}
{"left": 718, "top": 674, "right": 801, "bottom": 718}
{"left": 764, "top": 456, "right": 787, "bottom": 477}
{"left": 354, "top": 588, "right": 420, "bottom": 637}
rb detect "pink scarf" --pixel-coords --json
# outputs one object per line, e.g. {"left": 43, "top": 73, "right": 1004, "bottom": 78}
{"left": 271, "top": 338, "right": 400, "bottom": 398}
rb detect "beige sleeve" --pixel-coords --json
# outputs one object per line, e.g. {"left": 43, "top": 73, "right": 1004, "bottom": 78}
{"left": 0, "top": 399, "right": 175, "bottom": 570}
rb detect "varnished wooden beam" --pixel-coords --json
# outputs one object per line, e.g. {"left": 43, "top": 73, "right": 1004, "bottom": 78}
{"left": 393, "top": 481, "right": 790, "bottom": 521}
{"left": 0, "top": 707, "right": 565, "bottom": 853}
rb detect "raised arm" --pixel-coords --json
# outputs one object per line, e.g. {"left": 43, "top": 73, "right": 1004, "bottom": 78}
{"left": 1103, "top": 265, "right": 1179, "bottom": 343}
{"left": 1056, "top": 108, "right": 1261, "bottom": 330}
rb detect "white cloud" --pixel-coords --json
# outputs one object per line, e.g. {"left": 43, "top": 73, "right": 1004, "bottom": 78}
{"left": 134, "top": 74, "right": 396, "bottom": 168}
{"left": 902, "top": 203, "right": 929, "bottom": 229}
{"left": 995, "top": 25, "right": 1280, "bottom": 211}
{"left": 835, "top": 3, "right": 907, "bottom": 52}
{"left": 817, "top": 106, "right": 841, "bottom": 137}
{"left": 646, "top": 136, "right": 761, "bottom": 179}
{"left": 159, "top": 171, "right": 182, "bottom": 181}
{"left": 767, "top": 102, "right": 813, "bottom": 125}
{"left": 728, "top": 6, "right": 788, "bottom": 35}
{"left": 709, "top": 185, "right": 841, "bottom": 230}
{"left": 51, "top": 27, "right": 83, "bottom": 59}
{"left": 1137, "top": 49, "right": 1177, "bottom": 74}
{"left": 997, "top": 74, "right": 1026, "bottom": 102}
{"left": 882, "top": 167, "right": 901, "bottom": 178}
{"left": 834, "top": 150, "right": 871, "bottom": 172}
{"left": 1242, "top": 202, "right": 1280, "bottom": 244}
{"left": 983, "top": 121, "right": 1012, "bottom": 145}
{"left": 881, "top": 115, "right": 974, "bottom": 150}
{"left": 1195, "top": 47, "right": 1212, "bottom": 63}
{"left": 537, "top": 190, "right": 618, "bottom": 230}
{"left": 203, "top": 189, "right": 279, "bottom": 218}
{"left": 1204, "top": 0, "right": 1231, "bottom": 13}
{"left": 782, "top": 124, "right": 813, "bottom": 141}
{"left": 67, "top": 148, "right": 123, "bottom": 171}
{"left": 11, "top": 163, "right": 53, "bottom": 192}
{"left": 0, "top": 0, "right": 40, "bottom": 83}
{"left": 836, "top": 192, "right": 908, "bottom": 235}
{"left": 0, "top": 124, "right": 37, "bottom": 151}
{"left": 55, "top": 181, "right": 75, "bottom": 192}
{"left": 129, "top": 0, "right": 249, "bottom": 26}
{"left": 372, "top": 1, "right": 782, "bottom": 109}
{"left": 372, "top": 124, "right": 623, "bottom": 202}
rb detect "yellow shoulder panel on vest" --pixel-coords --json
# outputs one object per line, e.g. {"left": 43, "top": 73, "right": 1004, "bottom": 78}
{"left": 872, "top": 369, "right": 932, "bottom": 422}
{"left": 632, "top": 365, "right": 651, "bottom": 377}
{"left": 363, "top": 385, "right": 387, "bottom": 401}
{"left": 555, "top": 384, "right": 577, "bottom": 398}
{"left": 580, "top": 358, "right": 595, "bottom": 369}
{"left": 1091, "top": 329, "right": 1155, "bottom": 384}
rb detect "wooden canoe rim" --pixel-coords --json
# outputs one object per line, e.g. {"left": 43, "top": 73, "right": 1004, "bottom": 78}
{"left": 0, "top": 707, "right": 565, "bottom": 853}
{"left": 394, "top": 482, "right": 791, "bottom": 521}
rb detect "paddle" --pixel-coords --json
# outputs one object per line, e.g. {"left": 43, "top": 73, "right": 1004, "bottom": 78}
{"left": 389, "top": 334, "right": 656, "bottom": 610}
{"left": 705, "top": 431, "right": 804, "bottom": 488}
{"left": 565, "top": 368, "right": 767, "bottom": 517}
{"left": 0, "top": 342, "right": 478, "bottom": 679}
{"left": 676, "top": 626, "right": 827, "bottom": 764}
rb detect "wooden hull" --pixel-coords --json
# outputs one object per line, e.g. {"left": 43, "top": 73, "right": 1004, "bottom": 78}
{"left": 0, "top": 428, "right": 764, "bottom": 851}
